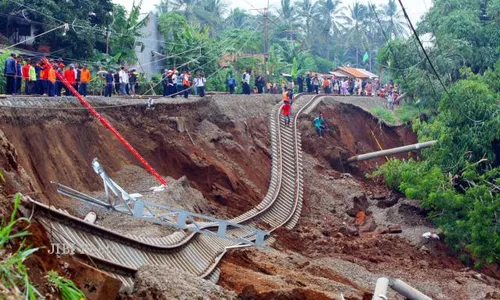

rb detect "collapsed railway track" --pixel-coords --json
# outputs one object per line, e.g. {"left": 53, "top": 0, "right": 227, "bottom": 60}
{"left": 22, "top": 93, "right": 324, "bottom": 292}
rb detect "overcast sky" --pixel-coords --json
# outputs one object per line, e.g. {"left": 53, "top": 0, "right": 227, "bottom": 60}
{"left": 113, "top": 0, "right": 431, "bottom": 24}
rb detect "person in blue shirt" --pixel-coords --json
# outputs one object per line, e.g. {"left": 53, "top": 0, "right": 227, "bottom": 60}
{"left": 4, "top": 53, "right": 16, "bottom": 95}
{"left": 15, "top": 56, "right": 23, "bottom": 94}
{"left": 314, "top": 112, "right": 325, "bottom": 137}
{"left": 104, "top": 70, "right": 114, "bottom": 97}
{"left": 227, "top": 75, "right": 236, "bottom": 94}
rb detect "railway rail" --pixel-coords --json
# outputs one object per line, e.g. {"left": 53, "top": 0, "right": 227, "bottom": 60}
{"left": 22, "top": 93, "right": 324, "bottom": 292}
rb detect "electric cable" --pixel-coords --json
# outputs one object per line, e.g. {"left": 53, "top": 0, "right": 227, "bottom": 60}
{"left": 397, "top": 0, "right": 486, "bottom": 124}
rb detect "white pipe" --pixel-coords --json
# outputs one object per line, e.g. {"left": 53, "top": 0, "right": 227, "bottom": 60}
{"left": 372, "top": 277, "right": 389, "bottom": 300}
{"left": 347, "top": 141, "right": 437, "bottom": 163}
{"left": 390, "top": 278, "right": 433, "bottom": 300}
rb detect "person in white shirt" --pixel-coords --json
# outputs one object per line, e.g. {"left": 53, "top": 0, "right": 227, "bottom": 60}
{"left": 119, "top": 67, "right": 129, "bottom": 95}
{"left": 194, "top": 73, "right": 206, "bottom": 97}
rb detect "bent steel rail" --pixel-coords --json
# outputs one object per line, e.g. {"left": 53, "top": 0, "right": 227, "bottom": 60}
{"left": 24, "top": 94, "right": 323, "bottom": 292}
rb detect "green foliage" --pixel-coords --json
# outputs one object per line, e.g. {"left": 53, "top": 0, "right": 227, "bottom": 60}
{"left": 414, "top": 76, "right": 500, "bottom": 172}
{"left": 373, "top": 62, "right": 500, "bottom": 266}
{"left": 0, "top": 0, "right": 113, "bottom": 59}
{"left": 206, "top": 67, "right": 232, "bottom": 91}
{"left": 371, "top": 106, "right": 396, "bottom": 125}
{"left": 0, "top": 51, "right": 10, "bottom": 95}
{"left": 47, "top": 270, "right": 86, "bottom": 300}
{"left": 372, "top": 159, "right": 500, "bottom": 266}
{"left": 394, "top": 104, "right": 429, "bottom": 123}
{"left": 0, "top": 194, "right": 42, "bottom": 299}
{"left": 149, "top": 74, "right": 164, "bottom": 95}
{"left": 109, "top": 1, "right": 148, "bottom": 65}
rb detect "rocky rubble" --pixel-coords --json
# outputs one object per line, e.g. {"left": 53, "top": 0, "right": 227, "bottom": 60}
{"left": 132, "top": 266, "right": 237, "bottom": 300}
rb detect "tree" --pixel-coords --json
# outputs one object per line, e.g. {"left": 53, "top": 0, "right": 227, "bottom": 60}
{"left": 296, "top": 0, "right": 318, "bottom": 51}
{"left": 342, "top": 1, "right": 370, "bottom": 66}
{"left": 109, "top": 1, "right": 147, "bottom": 65}
{"left": 380, "top": 0, "right": 407, "bottom": 38}
{"left": 0, "top": 0, "right": 114, "bottom": 59}
{"left": 316, "top": 0, "right": 344, "bottom": 60}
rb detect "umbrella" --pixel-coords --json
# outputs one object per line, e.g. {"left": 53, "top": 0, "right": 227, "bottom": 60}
{"left": 97, "top": 70, "right": 108, "bottom": 75}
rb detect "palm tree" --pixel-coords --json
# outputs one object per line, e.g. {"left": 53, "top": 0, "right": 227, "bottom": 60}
{"left": 316, "top": 0, "right": 344, "bottom": 60}
{"left": 342, "top": 1, "right": 369, "bottom": 66}
{"left": 225, "top": 8, "right": 250, "bottom": 29}
{"left": 196, "top": 0, "right": 227, "bottom": 31}
{"left": 296, "top": 0, "right": 318, "bottom": 51}
{"left": 170, "top": 0, "right": 199, "bottom": 24}
{"left": 276, "top": 0, "right": 298, "bottom": 31}
{"left": 381, "top": 0, "right": 407, "bottom": 38}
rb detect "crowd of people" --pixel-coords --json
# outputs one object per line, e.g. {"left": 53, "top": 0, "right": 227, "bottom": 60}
{"left": 4, "top": 55, "right": 400, "bottom": 110}
{"left": 160, "top": 69, "right": 206, "bottom": 99}
{"left": 229, "top": 70, "right": 401, "bottom": 111}
{"left": 3, "top": 53, "right": 143, "bottom": 97}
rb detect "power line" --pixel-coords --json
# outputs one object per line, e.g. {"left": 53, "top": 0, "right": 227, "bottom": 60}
{"left": 5, "top": 0, "right": 66, "bottom": 25}
{"left": 396, "top": 0, "right": 485, "bottom": 124}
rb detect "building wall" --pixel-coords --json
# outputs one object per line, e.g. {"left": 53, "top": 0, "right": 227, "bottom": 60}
{"left": 134, "top": 13, "right": 163, "bottom": 80}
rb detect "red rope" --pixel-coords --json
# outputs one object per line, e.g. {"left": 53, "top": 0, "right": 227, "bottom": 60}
{"left": 42, "top": 58, "right": 167, "bottom": 186}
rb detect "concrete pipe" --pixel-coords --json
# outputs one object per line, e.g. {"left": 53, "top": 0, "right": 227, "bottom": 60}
{"left": 347, "top": 140, "right": 437, "bottom": 163}
{"left": 389, "top": 278, "right": 433, "bottom": 300}
{"left": 372, "top": 277, "right": 389, "bottom": 300}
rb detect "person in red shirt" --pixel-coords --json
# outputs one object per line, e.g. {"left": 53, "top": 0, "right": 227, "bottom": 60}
{"left": 21, "top": 61, "right": 31, "bottom": 95}
{"left": 282, "top": 102, "right": 291, "bottom": 126}
{"left": 63, "top": 64, "right": 76, "bottom": 96}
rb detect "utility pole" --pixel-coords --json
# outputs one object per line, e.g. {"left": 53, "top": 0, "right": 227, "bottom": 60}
{"left": 264, "top": 0, "right": 269, "bottom": 90}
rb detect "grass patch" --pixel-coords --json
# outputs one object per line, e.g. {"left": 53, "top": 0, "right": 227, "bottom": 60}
{"left": 371, "top": 106, "right": 396, "bottom": 125}
{"left": 394, "top": 104, "right": 427, "bottom": 123}
{"left": 1, "top": 193, "right": 86, "bottom": 299}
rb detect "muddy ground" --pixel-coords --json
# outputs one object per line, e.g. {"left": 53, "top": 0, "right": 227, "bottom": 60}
{"left": 0, "top": 94, "right": 499, "bottom": 299}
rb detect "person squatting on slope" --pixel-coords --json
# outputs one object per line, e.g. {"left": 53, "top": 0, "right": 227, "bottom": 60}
{"left": 314, "top": 112, "right": 325, "bottom": 137}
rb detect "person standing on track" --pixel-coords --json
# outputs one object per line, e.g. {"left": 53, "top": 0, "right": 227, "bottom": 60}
{"left": 48, "top": 64, "right": 57, "bottom": 97}
{"left": 129, "top": 69, "right": 137, "bottom": 97}
{"left": 118, "top": 67, "right": 128, "bottom": 96}
{"left": 312, "top": 74, "right": 319, "bottom": 94}
{"left": 4, "top": 53, "right": 16, "bottom": 95}
{"left": 15, "top": 56, "right": 22, "bottom": 94}
{"left": 314, "top": 112, "right": 325, "bottom": 137}
{"left": 297, "top": 74, "right": 304, "bottom": 93}
{"left": 242, "top": 69, "right": 251, "bottom": 95}
{"left": 28, "top": 60, "right": 36, "bottom": 95}
{"left": 194, "top": 72, "right": 206, "bottom": 97}
{"left": 63, "top": 64, "right": 76, "bottom": 96}
{"left": 104, "top": 70, "right": 114, "bottom": 97}
{"left": 282, "top": 101, "right": 291, "bottom": 126}
{"left": 22, "top": 59, "right": 31, "bottom": 95}
{"left": 227, "top": 75, "right": 236, "bottom": 94}
{"left": 79, "top": 64, "right": 91, "bottom": 96}
{"left": 181, "top": 70, "right": 191, "bottom": 99}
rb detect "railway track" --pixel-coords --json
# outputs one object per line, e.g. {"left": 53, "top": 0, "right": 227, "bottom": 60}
{"left": 23, "top": 93, "right": 322, "bottom": 292}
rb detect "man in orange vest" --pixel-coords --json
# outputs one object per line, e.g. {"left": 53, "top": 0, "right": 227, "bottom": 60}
{"left": 181, "top": 70, "right": 191, "bottom": 99}
{"left": 79, "top": 64, "right": 91, "bottom": 96}
{"left": 48, "top": 64, "right": 57, "bottom": 97}
{"left": 323, "top": 77, "right": 330, "bottom": 94}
